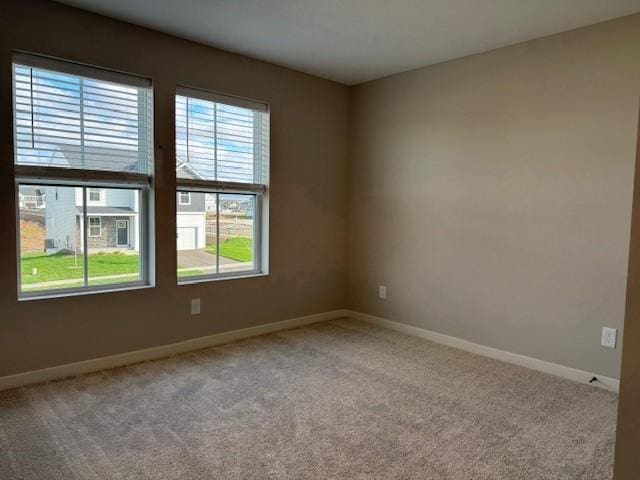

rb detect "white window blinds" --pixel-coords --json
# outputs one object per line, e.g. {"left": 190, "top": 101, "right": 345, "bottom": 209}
{"left": 13, "top": 56, "right": 153, "bottom": 175}
{"left": 175, "top": 89, "right": 269, "bottom": 186}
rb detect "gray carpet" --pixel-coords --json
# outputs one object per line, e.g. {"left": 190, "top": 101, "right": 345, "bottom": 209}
{"left": 0, "top": 319, "right": 617, "bottom": 479}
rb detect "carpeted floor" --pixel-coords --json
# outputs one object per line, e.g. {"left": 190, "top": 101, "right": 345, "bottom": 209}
{"left": 0, "top": 319, "right": 617, "bottom": 479}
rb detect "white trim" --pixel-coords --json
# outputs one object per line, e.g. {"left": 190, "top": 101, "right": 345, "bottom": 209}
{"left": 19, "top": 283, "right": 152, "bottom": 302}
{"left": 178, "top": 191, "right": 191, "bottom": 205}
{"left": 0, "top": 309, "right": 348, "bottom": 392}
{"left": 15, "top": 165, "right": 151, "bottom": 187}
{"left": 81, "top": 212, "right": 137, "bottom": 217}
{"left": 87, "top": 187, "right": 104, "bottom": 205}
{"left": 14, "top": 52, "right": 152, "bottom": 88}
{"left": 88, "top": 216, "right": 101, "bottom": 237}
{"left": 176, "top": 85, "right": 268, "bottom": 113}
{"left": 347, "top": 310, "right": 620, "bottom": 393}
{"left": 178, "top": 271, "right": 268, "bottom": 285}
{"left": 177, "top": 178, "right": 266, "bottom": 194}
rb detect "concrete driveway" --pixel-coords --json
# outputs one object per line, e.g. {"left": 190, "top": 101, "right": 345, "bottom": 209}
{"left": 177, "top": 249, "right": 253, "bottom": 273}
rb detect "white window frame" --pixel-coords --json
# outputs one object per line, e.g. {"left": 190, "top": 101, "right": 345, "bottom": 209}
{"left": 88, "top": 216, "right": 102, "bottom": 237}
{"left": 176, "top": 86, "right": 269, "bottom": 284}
{"left": 88, "top": 188, "right": 104, "bottom": 204}
{"left": 13, "top": 54, "right": 154, "bottom": 299}
{"left": 178, "top": 191, "right": 191, "bottom": 205}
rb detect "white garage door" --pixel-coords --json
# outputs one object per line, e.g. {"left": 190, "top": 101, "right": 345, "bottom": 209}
{"left": 177, "top": 227, "right": 197, "bottom": 250}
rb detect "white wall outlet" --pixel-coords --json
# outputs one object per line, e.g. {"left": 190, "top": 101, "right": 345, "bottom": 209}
{"left": 191, "top": 298, "right": 201, "bottom": 315}
{"left": 601, "top": 327, "right": 617, "bottom": 349}
{"left": 379, "top": 285, "right": 387, "bottom": 300}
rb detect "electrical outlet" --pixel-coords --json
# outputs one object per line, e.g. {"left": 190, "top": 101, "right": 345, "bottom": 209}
{"left": 379, "top": 285, "right": 387, "bottom": 300}
{"left": 191, "top": 298, "right": 201, "bottom": 315}
{"left": 601, "top": 327, "right": 617, "bottom": 349}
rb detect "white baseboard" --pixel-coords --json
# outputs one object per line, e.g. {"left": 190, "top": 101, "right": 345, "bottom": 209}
{"left": 0, "top": 309, "right": 349, "bottom": 392}
{"left": 1, "top": 308, "right": 619, "bottom": 394}
{"left": 348, "top": 310, "right": 620, "bottom": 393}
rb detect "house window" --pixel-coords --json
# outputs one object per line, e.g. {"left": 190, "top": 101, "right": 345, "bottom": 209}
{"left": 13, "top": 54, "right": 153, "bottom": 298}
{"left": 88, "top": 188, "right": 103, "bottom": 203}
{"left": 178, "top": 192, "right": 191, "bottom": 205}
{"left": 175, "top": 88, "right": 269, "bottom": 282}
{"left": 88, "top": 217, "right": 101, "bottom": 237}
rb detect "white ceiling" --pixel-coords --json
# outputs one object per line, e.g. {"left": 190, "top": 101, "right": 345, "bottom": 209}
{"left": 56, "top": 0, "right": 640, "bottom": 85}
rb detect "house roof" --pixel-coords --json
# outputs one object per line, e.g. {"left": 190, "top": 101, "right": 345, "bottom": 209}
{"left": 176, "top": 156, "right": 205, "bottom": 180}
{"left": 19, "top": 186, "right": 45, "bottom": 196}
{"left": 77, "top": 206, "right": 137, "bottom": 216}
{"left": 55, "top": 144, "right": 147, "bottom": 173}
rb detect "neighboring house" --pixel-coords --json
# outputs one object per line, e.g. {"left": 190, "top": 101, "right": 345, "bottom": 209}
{"left": 45, "top": 185, "right": 140, "bottom": 253}
{"left": 176, "top": 156, "right": 208, "bottom": 251}
{"left": 19, "top": 187, "right": 45, "bottom": 209}
{"left": 42, "top": 145, "right": 144, "bottom": 254}
{"left": 42, "top": 147, "right": 208, "bottom": 253}
{"left": 176, "top": 190, "right": 207, "bottom": 250}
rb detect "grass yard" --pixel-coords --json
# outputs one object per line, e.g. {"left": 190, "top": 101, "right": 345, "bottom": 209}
{"left": 206, "top": 236, "right": 253, "bottom": 262}
{"left": 21, "top": 252, "right": 140, "bottom": 285}
{"left": 177, "top": 269, "right": 205, "bottom": 278}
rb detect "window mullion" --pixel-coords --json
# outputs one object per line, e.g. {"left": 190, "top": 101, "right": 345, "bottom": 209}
{"left": 254, "top": 194, "right": 260, "bottom": 272}
{"left": 186, "top": 96, "right": 190, "bottom": 165}
{"left": 139, "top": 188, "right": 146, "bottom": 285}
{"left": 175, "top": 178, "right": 266, "bottom": 194}
{"left": 82, "top": 187, "right": 89, "bottom": 288}
{"left": 216, "top": 192, "right": 220, "bottom": 274}
{"left": 214, "top": 102, "right": 217, "bottom": 181}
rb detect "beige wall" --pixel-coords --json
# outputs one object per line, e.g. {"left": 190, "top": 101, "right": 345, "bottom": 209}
{"left": 348, "top": 14, "right": 640, "bottom": 379}
{"left": 0, "top": 0, "right": 349, "bottom": 376}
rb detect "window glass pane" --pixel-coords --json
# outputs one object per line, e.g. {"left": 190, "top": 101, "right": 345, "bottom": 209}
{"left": 87, "top": 187, "right": 142, "bottom": 287}
{"left": 218, "top": 194, "right": 255, "bottom": 274}
{"left": 19, "top": 185, "right": 85, "bottom": 293}
{"left": 177, "top": 192, "right": 217, "bottom": 279}
{"left": 19, "top": 185, "right": 144, "bottom": 294}
{"left": 175, "top": 95, "right": 268, "bottom": 184}
{"left": 88, "top": 188, "right": 102, "bottom": 202}
{"left": 13, "top": 64, "right": 153, "bottom": 174}
{"left": 176, "top": 192, "right": 255, "bottom": 280}
{"left": 179, "top": 192, "right": 190, "bottom": 205}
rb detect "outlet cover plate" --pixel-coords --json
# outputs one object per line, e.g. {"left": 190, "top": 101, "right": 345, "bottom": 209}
{"left": 191, "top": 298, "right": 201, "bottom": 315}
{"left": 601, "top": 327, "right": 617, "bottom": 349}
{"left": 379, "top": 285, "right": 387, "bottom": 300}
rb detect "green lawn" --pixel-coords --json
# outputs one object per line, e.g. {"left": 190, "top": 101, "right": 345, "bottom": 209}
{"left": 206, "top": 236, "right": 253, "bottom": 262}
{"left": 21, "top": 241, "right": 250, "bottom": 291}
{"left": 177, "top": 269, "right": 204, "bottom": 278}
{"left": 21, "top": 252, "right": 139, "bottom": 285}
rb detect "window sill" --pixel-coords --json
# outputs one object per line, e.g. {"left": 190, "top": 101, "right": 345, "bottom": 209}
{"left": 178, "top": 272, "right": 269, "bottom": 286}
{"left": 18, "top": 283, "right": 154, "bottom": 302}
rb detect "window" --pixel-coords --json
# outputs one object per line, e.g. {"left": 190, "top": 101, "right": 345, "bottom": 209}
{"left": 175, "top": 88, "right": 269, "bottom": 281}
{"left": 88, "top": 217, "right": 101, "bottom": 237}
{"left": 13, "top": 54, "right": 153, "bottom": 297}
{"left": 178, "top": 191, "right": 191, "bottom": 205}
{"left": 88, "top": 188, "right": 103, "bottom": 203}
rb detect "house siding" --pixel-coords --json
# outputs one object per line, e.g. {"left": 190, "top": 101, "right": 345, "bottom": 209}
{"left": 86, "top": 216, "right": 133, "bottom": 249}
{"left": 177, "top": 192, "right": 205, "bottom": 213}
{"left": 45, "top": 186, "right": 80, "bottom": 253}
